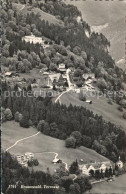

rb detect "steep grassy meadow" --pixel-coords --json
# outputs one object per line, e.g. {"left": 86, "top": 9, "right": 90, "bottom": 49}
{"left": 2, "top": 121, "right": 109, "bottom": 173}
{"left": 66, "top": 0, "right": 126, "bottom": 66}
{"left": 60, "top": 91, "right": 126, "bottom": 132}
{"left": 12, "top": 3, "right": 64, "bottom": 26}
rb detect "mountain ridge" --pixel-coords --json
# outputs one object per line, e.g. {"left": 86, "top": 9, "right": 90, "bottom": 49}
{"left": 66, "top": 0, "right": 126, "bottom": 68}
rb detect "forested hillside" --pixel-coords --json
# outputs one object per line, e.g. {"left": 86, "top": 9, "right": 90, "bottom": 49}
{"left": 1, "top": 0, "right": 126, "bottom": 90}
{"left": 2, "top": 94, "right": 126, "bottom": 164}
{"left": 1, "top": 1, "right": 126, "bottom": 193}
{"left": 66, "top": 0, "right": 126, "bottom": 65}
{"left": 1, "top": 0, "right": 126, "bottom": 162}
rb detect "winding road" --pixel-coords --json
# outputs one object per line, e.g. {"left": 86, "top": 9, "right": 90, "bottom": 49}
{"left": 55, "top": 88, "right": 71, "bottom": 103}
{"left": 34, "top": 152, "right": 69, "bottom": 171}
{"left": 55, "top": 68, "right": 73, "bottom": 104}
{"left": 5, "top": 70, "right": 77, "bottom": 180}
{"left": 6, "top": 131, "right": 40, "bottom": 152}
{"left": 5, "top": 131, "right": 77, "bottom": 180}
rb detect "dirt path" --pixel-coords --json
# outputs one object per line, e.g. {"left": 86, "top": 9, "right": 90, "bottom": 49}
{"left": 35, "top": 151, "right": 69, "bottom": 171}
{"left": 55, "top": 88, "right": 71, "bottom": 103}
{"left": 6, "top": 132, "right": 40, "bottom": 152}
{"left": 34, "top": 152, "right": 77, "bottom": 180}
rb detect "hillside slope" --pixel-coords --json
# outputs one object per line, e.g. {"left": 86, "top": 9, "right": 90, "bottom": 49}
{"left": 66, "top": 0, "right": 126, "bottom": 66}
{"left": 12, "top": 3, "right": 64, "bottom": 26}
{"left": 2, "top": 121, "right": 109, "bottom": 173}
{"left": 60, "top": 92, "right": 126, "bottom": 132}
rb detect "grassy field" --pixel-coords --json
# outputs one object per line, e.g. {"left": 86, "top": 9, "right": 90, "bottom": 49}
{"left": 18, "top": 68, "right": 44, "bottom": 80}
{"left": 12, "top": 3, "right": 64, "bottom": 26}
{"left": 2, "top": 121, "right": 37, "bottom": 150}
{"left": 85, "top": 174, "right": 126, "bottom": 193}
{"left": 2, "top": 121, "right": 108, "bottom": 174}
{"left": 60, "top": 91, "right": 126, "bottom": 131}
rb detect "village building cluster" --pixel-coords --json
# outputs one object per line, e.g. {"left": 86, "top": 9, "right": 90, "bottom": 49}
{"left": 2, "top": 32, "right": 97, "bottom": 96}
{"left": 2, "top": 66, "right": 97, "bottom": 100}
{"left": 16, "top": 152, "right": 34, "bottom": 168}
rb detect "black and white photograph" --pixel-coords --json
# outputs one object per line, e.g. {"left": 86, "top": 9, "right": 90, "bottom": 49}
{"left": 1, "top": 0, "right": 126, "bottom": 193}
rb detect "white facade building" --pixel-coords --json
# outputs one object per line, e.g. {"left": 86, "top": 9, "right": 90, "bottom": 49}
{"left": 116, "top": 157, "right": 123, "bottom": 169}
{"left": 79, "top": 161, "right": 114, "bottom": 176}
{"left": 22, "top": 34, "right": 50, "bottom": 48}
{"left": 22, "top": 34, "right": 43, "bottom": 44}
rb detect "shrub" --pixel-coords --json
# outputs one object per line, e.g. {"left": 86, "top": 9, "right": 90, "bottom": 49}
{"left": 118, "top": 106, "right": 123, "bottom": 112}
{"left": 65, "top": 137, "right": 76, "bottom": 148}
{"left": 14, "top": 112, "right": 20, "bottom": 122}
{"left": 20, "top": 117, "right": 30, "bottom": 128}
{"left": 79, "top": 90, "right": 86, "bottom": 101}
{"left": 18, "top": 113, "right": 23, "bottom": 122}
{"left": 108, "top": 99, "right": 113, "bottom": 105}
{"left": 4, "top": 108, "right": 13, "bottom": 121}
{"left": 34, "top": 159, "right": 39, "bottom": 166}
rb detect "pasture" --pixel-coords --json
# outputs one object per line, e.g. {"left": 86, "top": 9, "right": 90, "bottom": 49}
{"left": 2, "top": 121, "right": 108, "bottom": 174}
{"left": 60, "top": 91, "right": 126, "bottom": 131}
{"left": 12, "top": 3, "right": 64, "bottom": 26}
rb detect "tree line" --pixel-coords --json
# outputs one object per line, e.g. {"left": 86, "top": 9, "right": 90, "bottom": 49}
{"left": 2, "top": 93, "right": 126, "bottom": 163}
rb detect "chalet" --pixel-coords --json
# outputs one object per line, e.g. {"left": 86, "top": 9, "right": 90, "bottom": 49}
{"left": 25, "top": 152, "right": 34, "bottom": 160}
{"left": 52, "top": 158, "right": 62, "bottom": 164}
{"left": 5, "top": 72, "right": 15, "bottom": 77}
{"left": 58, "top": 63, "right": 66, "bottom": 73}
{"left": 86, "top": 100, "right": 92, "bottom": 104}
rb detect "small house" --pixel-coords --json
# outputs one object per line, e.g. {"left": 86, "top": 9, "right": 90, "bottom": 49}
{"left": 58, "top": 63, "right": 66, "bottom": 73}
{"left": 25, "top": 152, "right": 34, "bottom": 160}
{"left": 5, "top": 72, "right": 15, "bottom": 77}
{"left": 52, "top": 158, "right": 62, "bottom": 164}
{"left": 86, "top": 100, "right": 92, "bottom": 104}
